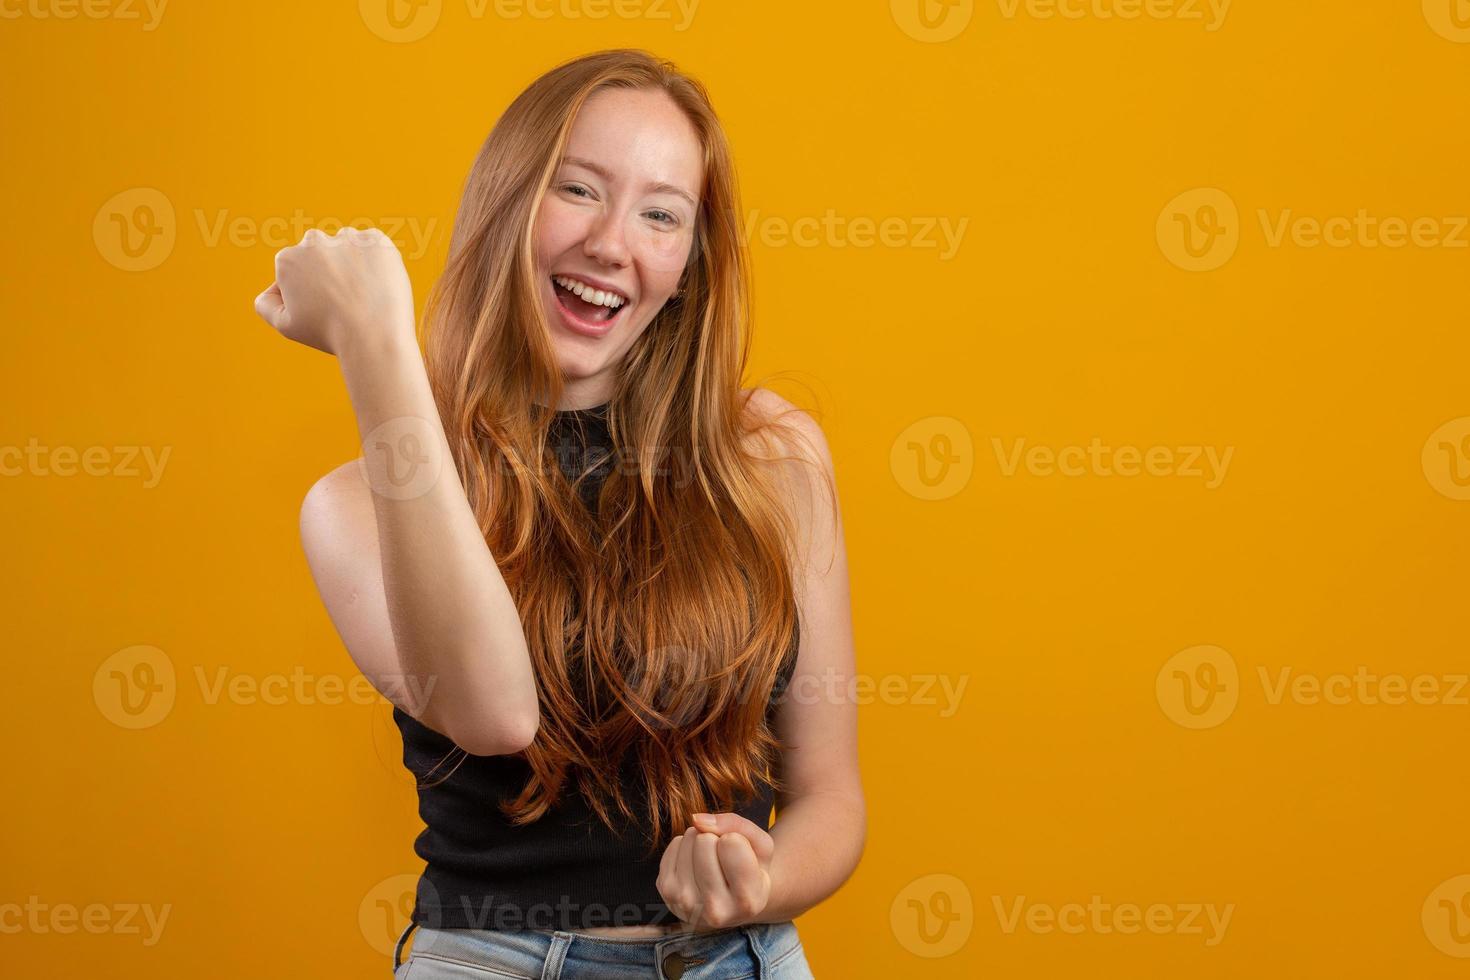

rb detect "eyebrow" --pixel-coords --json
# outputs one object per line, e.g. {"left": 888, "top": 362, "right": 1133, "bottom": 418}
{"left": 560, "top": 155, "right": 699, "bottom": 210}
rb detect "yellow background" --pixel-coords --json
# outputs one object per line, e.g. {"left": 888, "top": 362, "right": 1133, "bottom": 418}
{"left": 3, "top": 0, "right": 1469, "bottom": 976}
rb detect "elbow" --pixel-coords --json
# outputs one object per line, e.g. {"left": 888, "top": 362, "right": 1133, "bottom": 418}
{"left": 448, "top": 710, "right": 540, "bottom": 757}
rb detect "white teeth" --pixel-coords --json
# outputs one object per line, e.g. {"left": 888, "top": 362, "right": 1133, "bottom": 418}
{"left": 553, "top": 275, "right": 627, "bottom": 309}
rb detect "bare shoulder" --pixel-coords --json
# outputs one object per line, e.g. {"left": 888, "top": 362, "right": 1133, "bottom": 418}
{"left": 738, "top": 388, "right": 840, "bottom": 575}
{"left": 737, "top": 386, "right": 833, "bottom": 473}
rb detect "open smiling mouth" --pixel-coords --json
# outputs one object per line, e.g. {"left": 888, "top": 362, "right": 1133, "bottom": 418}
{"left": 551, "top": 275, "right": 629, "bottom": 326}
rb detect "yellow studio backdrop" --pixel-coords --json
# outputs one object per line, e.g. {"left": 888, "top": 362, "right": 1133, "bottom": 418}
{"left": 3, "top": 1, "right": 1468, "bottom": 977}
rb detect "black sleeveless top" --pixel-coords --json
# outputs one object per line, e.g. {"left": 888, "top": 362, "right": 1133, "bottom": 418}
{"left": 391, "top": 402, "right": 800, "bottom": 931}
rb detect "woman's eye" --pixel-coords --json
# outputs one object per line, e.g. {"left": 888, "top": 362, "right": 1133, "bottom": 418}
{"left": 561, "top": 184, "right": 592, "bottom": 199}
{"left": 646, "top": 209, "right": 677, "bottom": 226}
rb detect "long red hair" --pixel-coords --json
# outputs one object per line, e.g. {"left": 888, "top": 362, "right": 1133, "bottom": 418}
{"left": 417, "top": 49, "right": 827, "bottom": 857}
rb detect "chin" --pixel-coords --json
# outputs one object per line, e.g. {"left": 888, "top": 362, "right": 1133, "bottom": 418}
{"left": 550, "top": 337, "right": 608, "bottom": 378}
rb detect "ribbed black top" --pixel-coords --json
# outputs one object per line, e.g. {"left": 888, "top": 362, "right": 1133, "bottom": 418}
{"left": 391, "top": 402, "right": 799, "bottom": 931}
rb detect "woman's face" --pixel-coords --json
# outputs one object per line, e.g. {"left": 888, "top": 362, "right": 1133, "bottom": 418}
{"left": 534, "top": 86, "right": 704, "bottom": 408}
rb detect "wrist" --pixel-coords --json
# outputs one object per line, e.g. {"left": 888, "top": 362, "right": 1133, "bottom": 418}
{"left": 752, "top": 847, "right": 800, "bottom": 925}
{"left": 337, "top": 324, "right": 421, "bottom": 374}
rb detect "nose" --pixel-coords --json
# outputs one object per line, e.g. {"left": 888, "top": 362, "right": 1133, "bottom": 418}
{"left": 582, "top": 209, "right": 631, "bottom": 268}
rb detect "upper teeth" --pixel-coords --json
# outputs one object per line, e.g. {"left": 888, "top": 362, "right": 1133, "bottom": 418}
{"left": 554, "top": 275, "right": 627, "bottom": 309}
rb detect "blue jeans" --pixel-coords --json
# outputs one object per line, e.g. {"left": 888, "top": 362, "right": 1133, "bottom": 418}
{"left": 391, "top": 920, "right": 815, "bottom": 979}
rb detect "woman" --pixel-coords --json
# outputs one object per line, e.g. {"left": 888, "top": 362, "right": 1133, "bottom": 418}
{"left": 254, "top": 49, "right": 863, "bottom": 978}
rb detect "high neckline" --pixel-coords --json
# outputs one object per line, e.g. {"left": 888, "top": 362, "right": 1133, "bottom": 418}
{"left": 553, "top": 401, "right": 610, "bottom": 418}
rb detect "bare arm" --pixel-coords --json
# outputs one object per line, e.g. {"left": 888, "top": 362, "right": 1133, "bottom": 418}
{"left": 263, "top": 227, "right": 539, "bottom": 756}
{"left": 753, "top": 389, "right": 866, "bottom": 921}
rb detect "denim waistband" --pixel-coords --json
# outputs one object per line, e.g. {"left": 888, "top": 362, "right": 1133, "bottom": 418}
{"left": 394, "top": 919, "right": 801, "bottom": 978}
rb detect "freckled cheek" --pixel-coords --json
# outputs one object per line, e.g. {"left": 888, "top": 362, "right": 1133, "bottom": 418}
{"left": 626, "top": 226, "right": 695, "bottom": 288}
{"left": 534, "top": 204, "right": 596, "bottom": 265}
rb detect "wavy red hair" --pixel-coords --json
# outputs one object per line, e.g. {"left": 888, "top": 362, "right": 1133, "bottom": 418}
{"left": 416, "top": 49, "right": 830, "bottom": 858}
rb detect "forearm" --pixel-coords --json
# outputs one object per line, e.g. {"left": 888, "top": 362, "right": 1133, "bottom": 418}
{"left": 756, "top": 790, "right": 867, "bottom": 923}
{"left": 338, "top": 333, "right": 538, "bottom": 752}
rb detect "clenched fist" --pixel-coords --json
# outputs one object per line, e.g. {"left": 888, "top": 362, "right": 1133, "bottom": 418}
{"left": 253, "top": 226, "right": 415, "bottom": 357}
{"left": 657, "top": 812, "right": 776, "bottom": 930}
